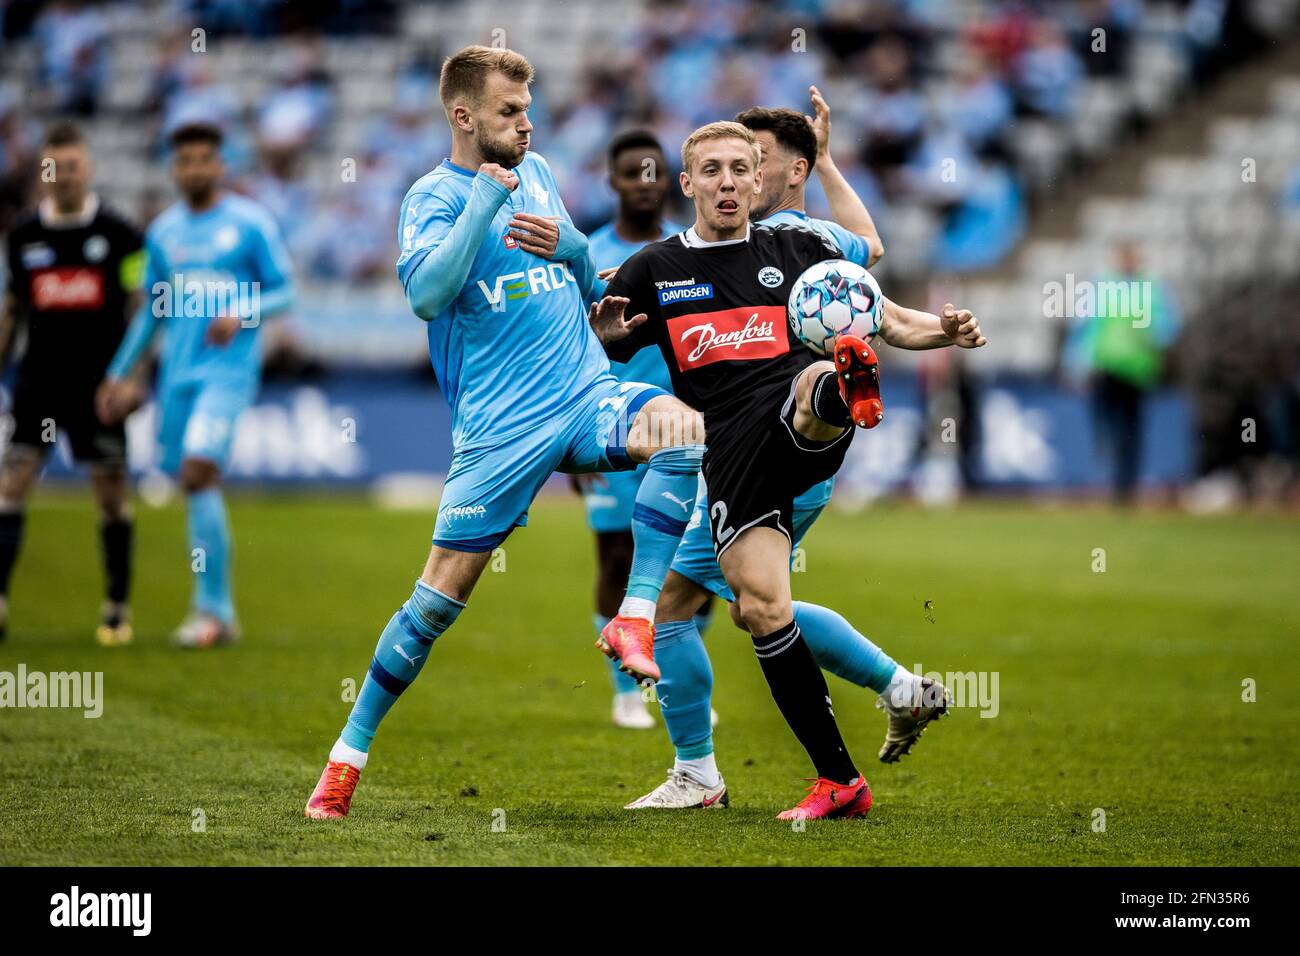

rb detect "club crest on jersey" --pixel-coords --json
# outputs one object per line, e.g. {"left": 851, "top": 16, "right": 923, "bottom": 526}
{"left": 758, "top": 266, "right": 784, "bottom": 287}
{"left": 667, "top": 305, "right": 788, "bottom": 369}
{"left": 528, "top": 181, "right": 550, "bottom": 206}
{"left": 83, "top": 235, "right": 109, "bottom": 263}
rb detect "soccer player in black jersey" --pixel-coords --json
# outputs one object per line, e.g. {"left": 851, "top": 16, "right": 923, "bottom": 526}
{"left": 590, "top": 121, "right": 985, "bottom": 818}
{"left": 0, "top": 123, "right": 145, "bottom": 646}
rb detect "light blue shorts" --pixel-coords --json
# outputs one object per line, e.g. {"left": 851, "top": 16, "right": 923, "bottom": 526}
{"left": 157, "top": 377, "right": 255, "bottom": 474}
{"left": 434, "top": 378, "right": 666, "bottom": 552}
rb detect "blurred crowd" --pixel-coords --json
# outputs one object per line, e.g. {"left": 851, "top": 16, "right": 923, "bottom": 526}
{"left": 2, "top": 0, "right": 1298, "bottom": 502}
{"left": 0, "top": 0, "right": 1274, "bottom": 279}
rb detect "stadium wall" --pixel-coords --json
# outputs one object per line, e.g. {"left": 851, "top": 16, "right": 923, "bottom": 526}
{"left": 18, "top": 372, "right": 1194, "bottom": 494}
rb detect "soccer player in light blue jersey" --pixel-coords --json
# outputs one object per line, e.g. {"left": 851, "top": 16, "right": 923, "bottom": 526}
{"left": 577, "top": 130, "right": 686, "bottom": 730}
{"left": 626, "top": 92, "right": 962, "bottom": 810}
{"left": 304, "top": 47, "right": 706, "bottom": 819}
{"left": 97, "top": 122, "right": 293, "bottom": 650}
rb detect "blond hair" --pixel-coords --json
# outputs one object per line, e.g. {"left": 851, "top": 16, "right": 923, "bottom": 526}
{"left": 681, "top": 121, "right": 761, "bottom": 174}
{"left": 439, "top": 45, "right": 535, "bottom": 112}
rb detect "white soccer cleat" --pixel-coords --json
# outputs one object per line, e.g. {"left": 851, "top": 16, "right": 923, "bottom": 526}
{"left": 611, "top": 690, "right": 655, "bottom": 729}
{"left": 877, "top": 677, "right": 951, "bottom": 763}
{"left": 171, "top": 612, "right": 240, "bottom": 649}
{"left": 624, "top": 769, "right": 728, "bottom": 809}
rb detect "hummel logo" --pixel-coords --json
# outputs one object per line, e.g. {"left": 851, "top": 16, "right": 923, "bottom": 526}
{"left": 660, "top": 491, "right": 691, "bottom": 513}
{"left": 393, "top": 644, "right": 424, "bottom": 668}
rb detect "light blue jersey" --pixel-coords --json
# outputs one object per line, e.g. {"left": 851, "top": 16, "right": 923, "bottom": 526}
{"left": 109, "top": 193, "right": 293, "bottom": 391}
{"left": 763, "top": 208, "right": 874, "bottom": 270}
{"left": 397, "top": 152, "right": 613, "bottom": 453}
{"left": 396, "top": 153, "right": 672, "bottom": 551}
{"left": 106, "top": 192, "right": 293, "bottom": 473}
{"left": 588, "top": 220, "right": 682, "bottom": 393}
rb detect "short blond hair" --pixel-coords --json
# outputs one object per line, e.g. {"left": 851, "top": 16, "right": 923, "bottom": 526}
{"left": 681, "top": 121, "right": 761, "bottom": 174}
{"left": 439, "top": 45, "right": 535, "bottom": 112}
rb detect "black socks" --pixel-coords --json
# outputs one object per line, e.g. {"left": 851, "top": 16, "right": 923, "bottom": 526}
{"left": 810, "top": 370, "right": 852, "bottom": 427}
{"left": 99, "top": 517, "right": 133, "bottom": 605}
{"left": 751, "top": 620, "right": 858, "bottom": 784}
{"left": 0, "top": 511, "right": 25, "bottom": 597}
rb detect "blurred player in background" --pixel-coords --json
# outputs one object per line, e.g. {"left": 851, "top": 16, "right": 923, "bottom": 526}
{"left": 97, "top": 121, "right": 295, "bottom": 648}
{"left": 304, "top": 46, "right": 706, "bottom": 820}
{"left": 0, "top": 122, "right": 143, "bottom": 646}
{"left": 575, "top": 130, "right": 685, "bottom": 730}
{"left": 593, "top": 120, "right": 985, "bottom": 817}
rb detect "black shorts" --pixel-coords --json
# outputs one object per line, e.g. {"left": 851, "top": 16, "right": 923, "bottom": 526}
{"left": 6, "top": 378, "right": 126, "bottom": 465}
{"left": 703, "top": 375, "right": 853, "bottom": 559}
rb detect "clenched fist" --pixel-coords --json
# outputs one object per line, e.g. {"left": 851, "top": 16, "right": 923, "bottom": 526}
{"left": 479, "top": 163, "right": 519, "bottom": 192}
{"left": 940, "top": 303, "right": 987, "bottom": 349}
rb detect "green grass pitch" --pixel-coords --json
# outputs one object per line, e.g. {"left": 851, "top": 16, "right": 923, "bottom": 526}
{"left": 1, "top": 491, "right": 1296, "bottom": 866}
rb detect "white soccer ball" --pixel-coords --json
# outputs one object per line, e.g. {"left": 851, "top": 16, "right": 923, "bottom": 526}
{"left": 787, "top": 259, "right": 884, "bottom": 356}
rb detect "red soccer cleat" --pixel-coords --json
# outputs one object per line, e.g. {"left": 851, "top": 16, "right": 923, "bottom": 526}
{"left": 304, "top": 760, "right": 363, "bottom": 819}
{"left": 776, "top": 774, "right": 873, "bottom": 821}
{"left": 833, "top": 334, "right": 883, "bottom": 428}
{"left": 596, "top": 615, "right": 660, "bottom": 683}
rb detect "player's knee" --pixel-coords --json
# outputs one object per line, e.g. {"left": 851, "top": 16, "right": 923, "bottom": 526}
{"left": 654, "top": 572, "right": 704, "bottom": 624}
{"left": 0, "top": 450, "right": 42, "bottom": 505}
{"left": 727, "top": 600, "right": 746, "bottom": 631}
{"left": 179, "top": 458, "right": 220, "bottom": 494}
{"left": 90, "top": 466, "right": 130, "bottom": 519}
{"left": 735, "top": 592, "right": 788, "bottom": 637}
{"left": 632, "top": 396, "right": 706, "bottom": 457}
{"left": 796, "top": 360, "right": 835, "bottom": 410}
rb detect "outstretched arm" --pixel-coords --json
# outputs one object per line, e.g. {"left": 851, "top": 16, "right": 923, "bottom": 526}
{"left": 809, "top": 85, "right": 884, "bottom": 267}
{"left": 877, "top": 299, "right": 987, "bottom": 351}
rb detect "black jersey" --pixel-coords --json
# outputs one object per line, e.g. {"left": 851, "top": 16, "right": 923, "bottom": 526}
{"left": 606, "top": 220, "right": 851, "bottom": 554}
{"left": 605, "top": 221, "right": 843, "bottom": 438}
{"left": 4, "top": 197, "right": 144, "bottom": 383}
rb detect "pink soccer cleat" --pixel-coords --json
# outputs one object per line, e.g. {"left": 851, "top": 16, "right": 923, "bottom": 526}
{"left": 776, "top": 774, "right": 873, "bottom": 821}
{"left": 304, "top": 760, "right": 363, "bottom": 820}
{"left": 596, "top": 615, "right": 660, "bottom": 683}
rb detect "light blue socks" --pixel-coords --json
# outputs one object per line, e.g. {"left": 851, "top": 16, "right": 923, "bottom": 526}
{"left": 341, "top": 581, "right": 464, "bottom": 752}
{"left": 653, "top": 618, "right": 714, "bottom": 759}
{"left": 188, "top": 488, "right": 233, "bottom": 623}
{"left": 794, "top": 600, "right": 898, "bottom": 693}
{"left": 625, "top": 445, "right": 704, "bottom": 606}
